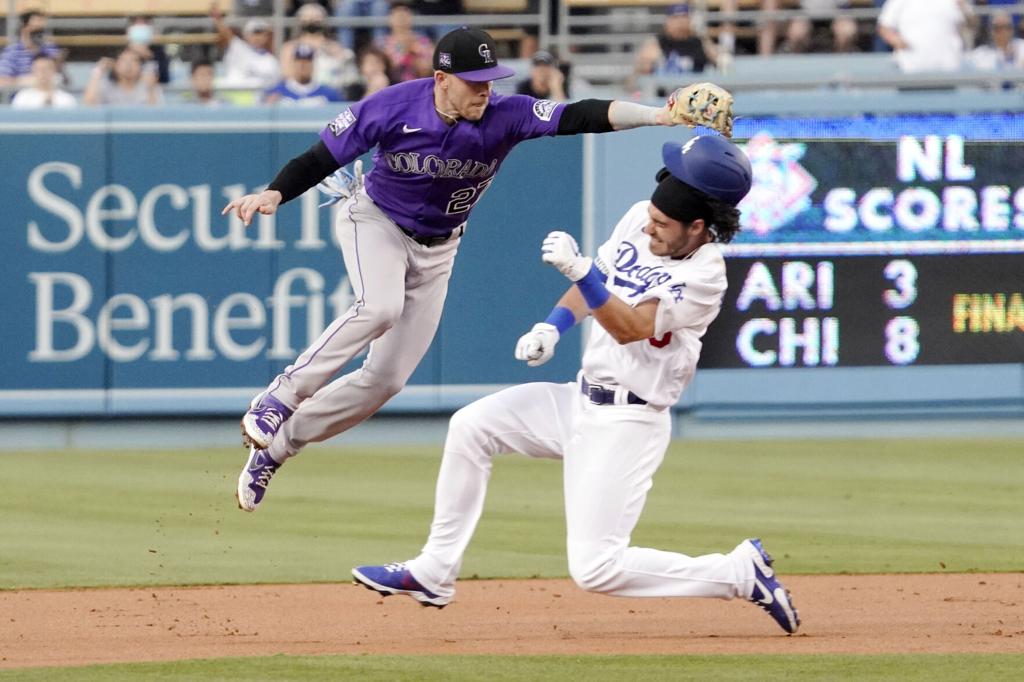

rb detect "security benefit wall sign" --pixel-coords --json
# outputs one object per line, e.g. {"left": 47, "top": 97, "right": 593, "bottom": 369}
{"left": 11, "top": 156, "right": 357, "bottom": 391}
{"left": 699, "top": 123, "right": 1024, "bottom": 369}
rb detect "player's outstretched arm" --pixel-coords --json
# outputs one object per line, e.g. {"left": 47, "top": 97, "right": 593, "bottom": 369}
{"left": 221, "top": 140, "right": 342, "bottom": 226}
{"left": 555, "top": 83, "right": 734, "bottom": 137}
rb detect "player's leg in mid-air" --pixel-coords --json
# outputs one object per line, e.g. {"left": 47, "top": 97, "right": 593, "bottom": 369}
{"left": 241, "top": 191, "right": 410, "bottom": 450}
{"left": 560, "top": 401, "right": 799, "bottom": 633}
{"left": 351, "top": 381, "right": 578, "bottom": 607}
{"left": 236, "top": 192, "right": 460, "bottom": 512}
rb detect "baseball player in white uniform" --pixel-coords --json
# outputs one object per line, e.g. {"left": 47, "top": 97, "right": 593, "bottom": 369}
{"left": 351, "top": 135, "right": 800, "bottom": 635}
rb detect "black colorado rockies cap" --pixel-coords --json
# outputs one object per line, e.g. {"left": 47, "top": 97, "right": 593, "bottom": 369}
{"left": 433, "top": 27, "right": 515, "bottom": 82}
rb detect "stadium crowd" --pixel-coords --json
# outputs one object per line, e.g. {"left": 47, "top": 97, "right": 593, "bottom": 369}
{"left": 1, "top": 0, "right": 1022, "bottom": 108}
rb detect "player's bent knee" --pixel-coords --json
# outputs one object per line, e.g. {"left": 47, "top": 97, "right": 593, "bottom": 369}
{"left": 358, "top": 367, "right": 408, "bottom": 400}
{"left": 361, "top": 299, "right": 405, "bottom": 332}
{"left": 447, "top": 405, "right": 494, "bottom": 450}
{"left": 567, "top": 548, "right": 622, "bottom": 594}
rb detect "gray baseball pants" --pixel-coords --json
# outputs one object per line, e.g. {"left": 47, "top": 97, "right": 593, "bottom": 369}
{"left": 265, "top": 189, "right": 460, "bottom": 463}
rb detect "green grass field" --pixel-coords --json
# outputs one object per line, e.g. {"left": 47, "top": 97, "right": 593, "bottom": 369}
{"left": 2, "top": 438, "right": 1022, "bottom": 679}
{"left": 3, "top": 654, "right": 1024, "bottom": 682}
{"left": 1, "top": 439, "right": 1021, "bottom": 589}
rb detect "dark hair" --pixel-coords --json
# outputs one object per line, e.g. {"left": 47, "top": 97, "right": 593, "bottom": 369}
{"left": 20, "top": 9, "right": 44, "bottom": 28}
{"left": 31, "top": 52, "right": 55, "bottom": 63}
{"left": 191, "top": 58, "right": 214, "bottom": 74}
{"left": 700, "top": 190, "right": 741, "bottom": 244}
{"left": 357, "top": 45, "right": 395, "bottom": 80}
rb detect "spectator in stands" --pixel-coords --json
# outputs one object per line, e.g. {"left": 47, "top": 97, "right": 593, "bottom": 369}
{"left": 125, "top": 16, "right": 171, "bottom": 85}
{"left": 10, "top": 53, "right": 76, "bottom": 109}
{"left": 0, "top": 9, "right": 61, "bottom": 89}
{"left": 743, "top": 1, "right": 853, "bottom": 56}
{"left": 412, "top": 0, "right": 463, "bottom": 42}
{"left": 342, "top": 45, "right": 394, "bottom": 101}
{"left": 179, "top": 59, "right": 229, "bottom": 105}
{"left": 970, "top": 10, "right": 1024, "bottom": 70}
{"left": 634, "top": 4, "right": 716, "bottom": 83}
{"left": 877, "top": 0, "right": 975, "bottom": 72}
{"left": 516, "top": 50, "right": 567, "bottom": 101}
{"left": 280, "top": 3, "right": 359, "bottom": 94}
{"left": 264, "top": 43, "right": 343, "bottom": 105}
{"left": 335, "top": 0, "right": 390, "bottom": 51}
{"left": 831, "top": 15, "right": 862, "bottom": 53}
{"left": 374, "top": 2, "right": 434, "bottom": 82}
{"left": 83, "top": 48, "right": 163, "bottom": 106}
{"left": 212, "top": 7, "right": 282, "bottom": 89}
{"left": 777, "top": 16, "right": 816, "bottom": 54}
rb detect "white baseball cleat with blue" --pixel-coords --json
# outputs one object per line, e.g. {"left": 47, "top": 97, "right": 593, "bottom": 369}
{"left": 352, "top": 562, "right": 450, "bottom": 608}
{"left": 740, "top": 538, "right": 800, "bottom": 634}
{"left": 236, "top": 446, "right": 282, "bottom": 512}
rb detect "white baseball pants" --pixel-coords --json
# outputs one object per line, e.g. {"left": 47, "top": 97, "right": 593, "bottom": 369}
{"left": 406, "top": 381, "right": 756, "bottom": 601}
{"left": 266, "top": 190, "right": 459, "bottom": 463}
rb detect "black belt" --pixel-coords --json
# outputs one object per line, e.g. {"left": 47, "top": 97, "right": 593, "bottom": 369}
{"left": 581, "top": 378, "right": 647, "bottom": 406}
{"left": 399, "top": 224, "right": 465, "bottom": 247}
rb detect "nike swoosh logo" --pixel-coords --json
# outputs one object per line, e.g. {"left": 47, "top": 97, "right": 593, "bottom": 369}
{"left": 402, "top": 124, "right": 422, "bottom": 134}
{"left": 754, "top": 580, "right": 774, "bottom": 605}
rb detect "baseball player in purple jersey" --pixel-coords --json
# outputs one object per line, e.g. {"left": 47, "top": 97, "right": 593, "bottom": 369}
{"left": 224, "top": 27, "right": 693, "bottom": 512}
{"left": 349, "top": 136, "right": 800, "bottom": 635}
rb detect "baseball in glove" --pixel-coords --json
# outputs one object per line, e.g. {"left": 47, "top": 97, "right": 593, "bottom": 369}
{"left": 667, "top": 82, "right": 735, "bottom": 138}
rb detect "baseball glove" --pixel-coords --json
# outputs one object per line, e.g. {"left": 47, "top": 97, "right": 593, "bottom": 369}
{"left": 667, "top": 82, "right": 735, "bottom": 138}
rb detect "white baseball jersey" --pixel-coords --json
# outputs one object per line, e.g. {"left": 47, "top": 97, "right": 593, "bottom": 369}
{"left": 584, "top": 200, "right": 727, "bottom": 408}
{"left": 404, "top": 201, "right": 755, "bottom": 607}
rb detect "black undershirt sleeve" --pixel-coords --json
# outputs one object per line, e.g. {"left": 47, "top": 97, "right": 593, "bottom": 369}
{"left": 267, "top": 140, "right": 342, "bottom": 204}
{"left": 556, "top": 99, "right": 614, "bottom": 135}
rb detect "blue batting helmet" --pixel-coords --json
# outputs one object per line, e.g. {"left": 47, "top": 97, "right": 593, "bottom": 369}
{"left": 661, "top": 135, "right": 752, "bottom": 206}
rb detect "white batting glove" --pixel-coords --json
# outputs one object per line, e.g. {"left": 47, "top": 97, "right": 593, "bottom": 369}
{"left": 514, "top": 323, "right": 560, "bottom": 367}
{"left": 541, "top": 231, "right": 593, "bottom": 282}
{"left": 317, "top": 159, "right": 364, "bottom": 208}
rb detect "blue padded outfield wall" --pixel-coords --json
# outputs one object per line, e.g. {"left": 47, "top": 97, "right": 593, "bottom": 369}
{"left": 0, "top": 107, "right": 583, "bottom": 415}
{"left": 1, "top": 107, "right": 1022, "bottom": 417}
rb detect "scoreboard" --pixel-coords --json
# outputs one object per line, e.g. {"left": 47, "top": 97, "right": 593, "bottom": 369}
{"left": 697, "top": 115, "right": 1024, "bottom": 369}
{"left": 701, "top": 253, "right": 1023, "bottom": 368}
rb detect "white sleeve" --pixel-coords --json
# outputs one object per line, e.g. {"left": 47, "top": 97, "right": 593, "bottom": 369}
{"left": 596, "top": 201, "right": 649, "bottom": 272}
{"left": 877, "top": 0, "right": 901, "bottom": 29}
{"left": 647, "top": 250, "right": 727, "bottom": 339}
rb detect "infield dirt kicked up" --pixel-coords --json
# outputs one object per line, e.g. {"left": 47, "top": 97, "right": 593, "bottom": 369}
{"left": 2, "top": 573, "right": 1022, "bottom": 669}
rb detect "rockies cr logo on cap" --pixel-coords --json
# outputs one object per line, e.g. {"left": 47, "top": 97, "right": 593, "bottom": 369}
{"left": 478, "top": 43, "right": 493, "bottom": 64}
{"left": 439, "top": 52, "right": 452, "bottom": 68}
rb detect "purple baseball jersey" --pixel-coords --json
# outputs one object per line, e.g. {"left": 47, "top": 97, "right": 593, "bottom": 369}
{"left": 319, "top": 78, "right": 565, "bottom": 237}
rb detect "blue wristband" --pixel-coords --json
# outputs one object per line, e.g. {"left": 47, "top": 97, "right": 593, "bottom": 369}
{"left": 544, "top": 305, "right": 576, "bottom": 335}
{"left": 575, "top": 263, "right": 611, "bottom": 309}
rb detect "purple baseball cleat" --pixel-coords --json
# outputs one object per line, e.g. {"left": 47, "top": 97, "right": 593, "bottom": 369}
{"left": 236, "top": 446, "right": 282, "bottom": 512}
{"left": 241, "top": 393, "right": 293, "bottom": 449}
{"left": 741, "top": 538, "right": 800, "bottom": 634}
{"left": 352, "top": 562, "right": 450, "bottom": 608}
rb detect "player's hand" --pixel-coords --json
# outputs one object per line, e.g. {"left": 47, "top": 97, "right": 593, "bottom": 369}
{"left": 317, "top": 160, "right": 364, "bottom": 208}
{"left": 514, "top": 322, "right": 559, "bottom": 367}
{"left": 541, "top": 231, "right": 592, "bottom": 281}
{"left": 221, "top": 189, "right": 283, "bottom": 226}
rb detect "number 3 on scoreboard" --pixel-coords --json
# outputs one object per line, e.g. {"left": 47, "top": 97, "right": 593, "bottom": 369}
{"left": 883, "top": 259, "right": 918, "bottom": 309}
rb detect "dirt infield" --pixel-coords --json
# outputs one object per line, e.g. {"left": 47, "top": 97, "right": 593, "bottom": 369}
{"left": 2, "top": 573, "right": 1022, "bottom": 669}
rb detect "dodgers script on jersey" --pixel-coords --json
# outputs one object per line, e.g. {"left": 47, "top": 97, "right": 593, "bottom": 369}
{"left": 585, "top": 200, "right": 727, "bottom": 408}
{"left": 319, "top": 79, "right": 566, "bottom": 237}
